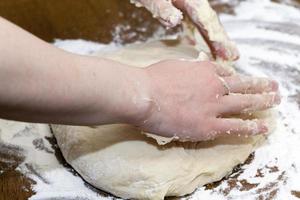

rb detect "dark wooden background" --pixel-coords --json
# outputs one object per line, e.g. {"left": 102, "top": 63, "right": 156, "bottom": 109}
{"left": 0, "top": 0, "right": 299, "bottom": 200}
{"left": 0, "top": 0, "right": 174, "bottom": 44}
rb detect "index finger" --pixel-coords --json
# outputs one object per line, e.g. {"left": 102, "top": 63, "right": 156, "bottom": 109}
{"left": 172, "top": 0, "right": 240, "bottom": 61}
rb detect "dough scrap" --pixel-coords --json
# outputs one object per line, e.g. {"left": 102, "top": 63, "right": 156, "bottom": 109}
{"left": 52, "top": 40, "right": 269, "bottom": 199}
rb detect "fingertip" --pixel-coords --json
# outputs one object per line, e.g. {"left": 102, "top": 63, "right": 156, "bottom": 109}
{"left": 275, "top": 93, "right": 281, "bottom": 105}
{"left": 260, "top": 123, "right": 269, "bottom": 134}
{"left": 252, "top": 119, "right": 268, "bottom": 136}
{"left": 244, "top": 122, "right": 268, "bottom": 138}
{"left": 269, "top": 91, "right": 281, "bottom": 105}
{"left": 270, "top": 80, "right": 279, "bottom": 91}
{"left": 242, "top": 119, "right": 268, "bottom": 136}
{"left": 158, "top": 12, "right": 183, "bottom": 28}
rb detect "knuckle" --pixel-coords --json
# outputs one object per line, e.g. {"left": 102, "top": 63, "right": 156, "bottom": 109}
{"left": 203, "top": 61, "right": 216, "bottom": 69}
{"left": 242, "top": 96, "right": 255, "bottom": 108}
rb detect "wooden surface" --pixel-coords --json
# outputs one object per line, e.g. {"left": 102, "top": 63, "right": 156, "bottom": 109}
{"left": 0, "top": 0, "right": 299, "bottom": 200}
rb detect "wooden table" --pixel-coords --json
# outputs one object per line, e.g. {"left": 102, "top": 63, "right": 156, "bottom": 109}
{"left": 0, "top": 0, "right": 299, "bottom": 200}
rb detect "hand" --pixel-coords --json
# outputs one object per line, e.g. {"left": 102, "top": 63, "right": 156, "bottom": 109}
{"left": 131, "top": 0, "right": 239, "bottom": 61}
{"left": 132, "top": 60, "right": 280, "bottom": 141}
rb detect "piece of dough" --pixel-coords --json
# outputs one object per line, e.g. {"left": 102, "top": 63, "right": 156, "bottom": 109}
{"left": 52, "top": 40, "right": 268, "bottom": 200}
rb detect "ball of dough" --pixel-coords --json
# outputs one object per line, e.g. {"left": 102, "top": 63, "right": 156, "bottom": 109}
{"left": 52, "top": 40, "right": 267, "bottom": 199}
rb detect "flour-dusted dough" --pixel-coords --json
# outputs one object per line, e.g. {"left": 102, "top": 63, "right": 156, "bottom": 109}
{"left": 52, "top": 40, "right": 268, "bottom": 199}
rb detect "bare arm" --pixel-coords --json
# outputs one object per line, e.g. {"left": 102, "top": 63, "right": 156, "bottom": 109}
{"left": 0, "top": 17, "right": 148, "bottom": 125}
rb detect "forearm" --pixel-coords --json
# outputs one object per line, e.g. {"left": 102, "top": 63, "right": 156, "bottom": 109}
{"left": 0, "top": 17, "right": 148, "bottom": 125}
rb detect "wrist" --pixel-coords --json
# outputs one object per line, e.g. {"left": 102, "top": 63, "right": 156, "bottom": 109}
{"left": 67, "top": 56, "right": 153, "bottom": 126}
{"left": 117, "top": 67, "right": 153, "bottom": 126}
{"left": 76, "top": 56, "right": 153, "bottom": 126}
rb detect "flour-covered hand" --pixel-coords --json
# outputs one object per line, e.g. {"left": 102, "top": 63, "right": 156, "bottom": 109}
{"left": 131, "top": 0, "right": 239, "bottom": 61}
{"left": 131, "top": 60, "right": 280, "bottom": 141}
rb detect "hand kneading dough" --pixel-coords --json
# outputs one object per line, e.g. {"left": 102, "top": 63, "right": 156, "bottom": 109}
{"left": 52, "top": 40, "right": 269, "bottom": 200}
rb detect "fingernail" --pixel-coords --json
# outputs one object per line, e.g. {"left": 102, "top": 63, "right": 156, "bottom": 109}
{"left": 270, "top": 80, "right": 279, "bottom": 91}
{"left": 256, "top": 119, "right": 269, "bottom": 135}
{"left": 260, "top": 124, "right": 269, "bottom": 134}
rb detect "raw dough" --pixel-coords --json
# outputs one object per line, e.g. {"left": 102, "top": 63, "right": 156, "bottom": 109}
{"left": 52, "top": 40, "right": 268, "bottom": 199}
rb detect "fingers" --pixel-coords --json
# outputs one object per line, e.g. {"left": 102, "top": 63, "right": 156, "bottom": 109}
{"left": 198, "top": 61, "right": 233, "bottom": 76}
{"left": 209, "top": 118, "right": 268, "bottom": 139}
{"left": 132, "top": 0, "right": 239, "bottom": 61}
{"left": 172, "top": 0, "right": 239, "bottom": 61}
{"left": 218, "top": 93, "right": 281, "bottom": 115}
{"left": 223, "top": 75, "right": 279, "bottom": 94}
{"left": 131, "top": 0, "right": 183, "bottom": 27}
{"left": 210, "top": 41, "right": 240, "bottom": 61}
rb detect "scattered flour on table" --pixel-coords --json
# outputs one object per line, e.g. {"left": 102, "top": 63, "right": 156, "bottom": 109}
{"left": 188, "top": 1, "right": 300, "bottom": 199}
{"left": 0, "top": 0, "right": 299, "bottom": 199}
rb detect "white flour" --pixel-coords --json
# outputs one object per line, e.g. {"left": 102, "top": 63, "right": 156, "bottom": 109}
{"left": 0, "top": 0, "right": 299, "bottom": 199}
